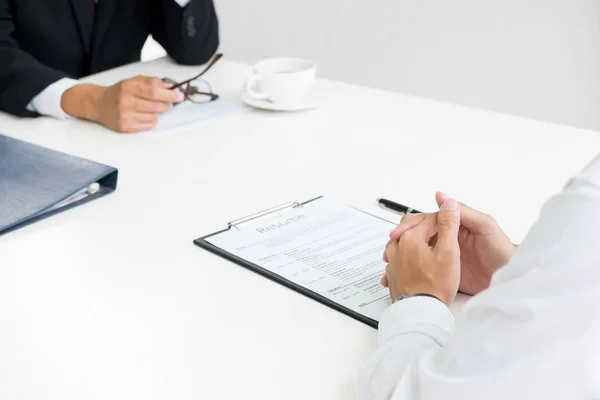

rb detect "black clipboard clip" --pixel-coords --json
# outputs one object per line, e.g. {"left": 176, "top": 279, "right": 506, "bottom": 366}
{"left": 227, "top": 201, "right": 304, "bottom": 230}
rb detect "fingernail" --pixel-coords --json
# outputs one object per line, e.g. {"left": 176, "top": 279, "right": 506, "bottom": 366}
{"left": 441, "top": 197, "right": 458, "bottom": 210}
{"left": 439, "top": 192, "right": 448, "bottom": 200}
{"left": 176, "top": 92, "right": 185, "bottom": 102}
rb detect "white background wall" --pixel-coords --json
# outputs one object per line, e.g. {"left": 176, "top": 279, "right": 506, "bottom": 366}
{"left": 144, "top": 0, "right": 600, "bottom": 131}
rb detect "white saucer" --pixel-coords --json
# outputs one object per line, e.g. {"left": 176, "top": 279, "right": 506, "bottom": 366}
{"left": 241, "top": 89, "right": 326, "bottom": 111}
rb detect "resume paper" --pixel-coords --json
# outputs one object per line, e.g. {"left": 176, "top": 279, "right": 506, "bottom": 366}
{"left": 206, "top": 197, "right": 395, "bottom": 322}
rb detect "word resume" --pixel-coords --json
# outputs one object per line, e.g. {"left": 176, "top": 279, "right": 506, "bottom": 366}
{"left": 206, "top": 197, "right": 395, "bottom": 323}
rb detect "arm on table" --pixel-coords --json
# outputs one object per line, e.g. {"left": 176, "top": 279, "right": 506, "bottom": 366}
{"left": 151, "top": 0, "right": 219, "bottom": 65}
{"left": 60, "top": 77, "right": 183, "bottom": 133}
{"left": 358, "top": 296, "right": 455, "bottom": 400}
{"left": 359, "top": 154, "right": 600, "bottom": 399}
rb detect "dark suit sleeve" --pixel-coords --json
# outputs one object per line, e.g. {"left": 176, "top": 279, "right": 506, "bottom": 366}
{"left": 151, "top": 0, "right": 219, "bottom": 66}
{"left": 0, "top": 0, "right": 69, "bottom": 117}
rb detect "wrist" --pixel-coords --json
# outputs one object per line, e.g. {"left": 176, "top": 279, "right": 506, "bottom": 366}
{"left": 494, "top": 241, "right": 518, "bottom": 271}
{"left": 394, "top": 293, "right": 443, "bottom": 304}
{"left": 395, "top": 286, "right": 454, "bottom": 307}
{"left": 61, "top": 84, "right": 106, "bottom": 121}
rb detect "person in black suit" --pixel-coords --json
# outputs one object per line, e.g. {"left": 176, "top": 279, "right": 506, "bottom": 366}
{"left": 0, "top": 0, "right": 219, "bottom": 132}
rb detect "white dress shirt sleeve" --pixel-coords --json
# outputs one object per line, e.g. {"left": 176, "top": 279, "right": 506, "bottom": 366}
{"left": 358, "top": 296, "right": 455, "bottom": 400}
{"left": 26, "top": 77, "right": 80, "bottom": 120}
{"left": 359, "top": 153, "right": 600, "bottom": 400}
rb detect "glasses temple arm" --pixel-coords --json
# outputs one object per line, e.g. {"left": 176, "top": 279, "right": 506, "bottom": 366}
{"left": 168, "top": 53, "right": 224, "bottom": 90}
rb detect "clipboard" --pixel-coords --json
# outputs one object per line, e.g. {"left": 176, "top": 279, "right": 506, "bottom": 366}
{"left": 193, "top": 196, "right": 396, "bottom": 329}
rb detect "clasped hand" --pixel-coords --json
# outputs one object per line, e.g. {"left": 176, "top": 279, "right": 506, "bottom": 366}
{"left": 382, "top": 192, "right": 516, "bottom": 306}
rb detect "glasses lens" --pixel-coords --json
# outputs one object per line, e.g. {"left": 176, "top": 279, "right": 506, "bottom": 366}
{"left": 185, "top": 80, "right": 217, "bottom": 103}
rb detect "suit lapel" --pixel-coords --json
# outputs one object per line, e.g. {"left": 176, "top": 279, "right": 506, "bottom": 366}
{"left": 68, "top": 0, "right": 95, "bottom": 54}
{"left": 91, "top": 0, "right": 119, "bottom": 56}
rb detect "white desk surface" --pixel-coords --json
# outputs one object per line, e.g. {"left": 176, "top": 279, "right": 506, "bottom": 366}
{"left": 1, "top": 57, "right": 599, "bottom": 400}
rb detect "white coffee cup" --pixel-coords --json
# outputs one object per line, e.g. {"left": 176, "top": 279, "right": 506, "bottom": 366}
{"left": 245, "top": 58, "right": 316, "bottom": 104}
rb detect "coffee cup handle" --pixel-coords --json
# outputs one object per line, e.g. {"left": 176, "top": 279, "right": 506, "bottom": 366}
{"left": 245, "top": 75, "right": 269, "bottom": 100}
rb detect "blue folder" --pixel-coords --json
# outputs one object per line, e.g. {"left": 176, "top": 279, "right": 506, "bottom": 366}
{"left": 0, "top": 134, "right": 118, "bottom": 235}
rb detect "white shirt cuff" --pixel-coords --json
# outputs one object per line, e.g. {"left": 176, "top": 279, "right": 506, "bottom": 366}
{"left": 27, "top": 77, "right": 80, "bottom": 120}
{"left": 378, "top": 296, "right": 456, "bottom": 345}
{"left": 173, "top": 0, "right": 190, "bottom": 7}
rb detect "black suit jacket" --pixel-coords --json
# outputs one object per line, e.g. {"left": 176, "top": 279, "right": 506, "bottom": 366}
{"left": 0, "top": 0, "right": 219, "bottom": 117}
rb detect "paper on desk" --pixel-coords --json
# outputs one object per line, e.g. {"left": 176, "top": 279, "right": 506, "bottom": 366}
{"left": 206, "top": 197, "right": 395, "bottom": 322}
{"left": 140, "top": 98, "right": 252, "bottom": 136}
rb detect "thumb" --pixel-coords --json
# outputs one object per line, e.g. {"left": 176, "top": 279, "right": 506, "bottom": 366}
{"left": 436, "top": 197, "right": 460, "bottom": 253}
{"left": 435, "top": 191, "right": 448, "bottom": 207}
{"left": 437, "top": 192, "right": 489, "bottom": 233}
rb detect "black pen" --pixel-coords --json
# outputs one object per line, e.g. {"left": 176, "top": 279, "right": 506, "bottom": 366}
{"left": 377, "top": 198, "right": 421, "bottom": 214}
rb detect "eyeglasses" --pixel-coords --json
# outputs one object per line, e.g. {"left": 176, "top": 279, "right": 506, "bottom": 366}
{"left": 163, "top": 53, "right": 223, "bottom": 104}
